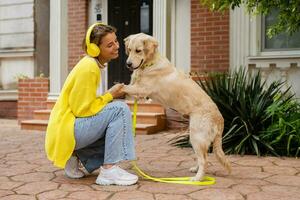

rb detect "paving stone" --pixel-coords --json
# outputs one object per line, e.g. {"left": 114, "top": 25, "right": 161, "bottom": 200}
{"left": 92, "top": 184, "right": 138, "bottom": 192}
{"left": 263, "top": 166, "right": 298, "bottom": 175}
{"left": 67, "top": 190, "right": 111, "bottom": 200}
{"left": 229, "top": 166, "right": 273, "bottom": 179}
{"left": 0, "top": 177, "right": 24, "bottom": 190}
{"left": 146, "top": 160, "right": 183, "bottom": 172}
{"left": 209, "top": 177, "right": 237, "bottom": 188}
{"left": 232, "top": 184, "right": 260, "bottom": 195}
{"left": 265, "top": 175, "right": 300, "bottom": 186}
{"left": 59, "top": 183, "right": 93, "bottom": 192}
{"left": 0, "top": 189, "right": 14, "bottom": 198}
{"left": 233, "top": 156, "right": 274, "bottom": 167}
{"left": 0, "top": 164, "right": 39, "bottom": 176}
{"left": 11, "top": 172, "right": 54, "bottom": 182}
{"left": 55, "top": 198, "right": 75, "bottom": 200}
{"left": 0, "top": 180, "right": 24, "bottom": 190}
{"left": 35, "top": 165, "right": 60, "bottom": 173}
{"left": 188, "top": 188, "right": 244, "bottom": 200}
{"left": 139, "top": 181, "right": 200, "bottom": 195}
{"left": 14, "top": 181, "right": 58, "bottom": 195}
{"left": 155, "top": 193, "right": 193, "bottom": 200}
{"left": 233, "top": 178, "right": 270, "bottom": 186}
{"left": 261, "top": 185, "right": 300, "bottom": 198}
{"left": 247, "top": 192, "right": 300, "bottom": 200}
{"left": 37, "top": 190, "right": 69, "bottom": 200}
{"left": 273, "top": 158, "right": 300, "bottom": 167}
{"left": 52, "top": 171, "right": 96, "bottom": 185}
{"left": 110, "top": 191, "right": 154, "bottom": 200}
{"left": 4, "top": 160, "right": 29, "bottom": 165}
{"left": 3, "top": 194, "right": 36, "bottom": 200}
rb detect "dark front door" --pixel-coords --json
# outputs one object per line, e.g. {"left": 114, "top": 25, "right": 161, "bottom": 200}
{"left": 108, "top": 0, "right": 153, "bottom": 88}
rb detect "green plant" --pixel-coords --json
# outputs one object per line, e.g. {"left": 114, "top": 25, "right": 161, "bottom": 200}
{"left": 170, "top": 68, "right": 299, "bottom": 157}
{"left": 200, "top": 0, "right": 300, "bottom": 38}
{"left": 262, "top": 94, "right": 300, "bottom": 157}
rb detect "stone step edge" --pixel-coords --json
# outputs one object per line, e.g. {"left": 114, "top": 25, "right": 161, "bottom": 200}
{"left": 21, "top": 119, "right": 157, "bottom": 129}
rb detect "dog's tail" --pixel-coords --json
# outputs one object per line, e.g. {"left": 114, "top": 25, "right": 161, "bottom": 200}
{"left": 213, "top": 130, "right": 231, "bottom": 174}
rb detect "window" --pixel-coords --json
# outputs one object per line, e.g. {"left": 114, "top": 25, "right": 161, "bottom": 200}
{"left": 140, "top": 0, "right": 153, "bottom": 35}
{"left": 262, "top": 9, "right": 300, "bottom": 51}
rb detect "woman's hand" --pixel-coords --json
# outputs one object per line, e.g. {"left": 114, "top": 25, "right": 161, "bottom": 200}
{"left": 108, "top": 83, "right": 125, "bottom": 99}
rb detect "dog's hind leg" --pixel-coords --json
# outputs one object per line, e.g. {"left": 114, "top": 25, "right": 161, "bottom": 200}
{"left": 190, "top": 139, "right": 208, "bottom": 181}
{"left": 189, "top": 114, "right": 211, "bottom": 181}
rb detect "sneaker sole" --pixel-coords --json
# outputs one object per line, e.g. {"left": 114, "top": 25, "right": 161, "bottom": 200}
{"left": 64, "top": 172, "right": 85, "bottom": 179}
{"left": 96, "top": 177, "right": 138, "bottom": 186}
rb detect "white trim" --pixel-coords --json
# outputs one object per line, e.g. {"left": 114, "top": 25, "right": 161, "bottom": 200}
{"left": 0, "top": 48, "right": 34, "bottom": 58}
{"left": 0, "top": 90, "right": 17, "bottom": 101}
{"left": 153, "top": 0, "right": 167, "bottom": 56}
{"left": 170, "top": 0, "right": 176, "bottom": 64}
{"left": 48, "top": 0, "right": 68, "bottom": 100}
{"left": 47, "top": 92, "right": 60, "bottom": 101}
{"left": 229, "top": 7, "right": 251, "bottom": 71}
{"left": 173, "top": 0, "right": 190, "bottom": 73}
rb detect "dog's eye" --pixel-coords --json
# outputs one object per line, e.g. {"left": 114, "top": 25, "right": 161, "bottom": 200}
{"left": 136, "top": 49, "right": 141, "bottom": 53}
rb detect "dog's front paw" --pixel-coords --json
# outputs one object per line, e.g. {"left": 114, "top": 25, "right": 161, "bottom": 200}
{"left": 189, "top": 166, "right": 199, "bottom": 173}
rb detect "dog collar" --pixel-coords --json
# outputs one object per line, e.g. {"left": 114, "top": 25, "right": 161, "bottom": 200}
{"left": 141, "top": 62, "right": 153, "bottom": 69}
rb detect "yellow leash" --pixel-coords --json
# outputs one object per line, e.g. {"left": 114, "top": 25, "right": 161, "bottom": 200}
{"left": 131, "top": 99, "right": 216, "bottom": 186}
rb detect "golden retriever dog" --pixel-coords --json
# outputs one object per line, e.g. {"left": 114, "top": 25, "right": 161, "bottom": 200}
{"left": 122, "top": 33, "right": 231, "bottom": 181}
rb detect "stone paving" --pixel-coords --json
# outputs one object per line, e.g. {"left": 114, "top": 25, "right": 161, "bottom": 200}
{"left": 0, "top": 119, "right": 300, "bottom": 200}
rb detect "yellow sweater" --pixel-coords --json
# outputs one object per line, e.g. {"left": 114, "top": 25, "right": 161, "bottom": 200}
{"left": 45, "top": 56, "right": 113, "bottom": 168}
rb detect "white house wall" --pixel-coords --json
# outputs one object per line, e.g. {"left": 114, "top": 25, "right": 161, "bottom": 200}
{"left": 230, "top": 7, "right": 300, "bottom": 98}
{"left": 173, "top": 0, "right": 190, "bottom": 73}
{"left": 0, "top": 0, "right": 35, "bottom": 92}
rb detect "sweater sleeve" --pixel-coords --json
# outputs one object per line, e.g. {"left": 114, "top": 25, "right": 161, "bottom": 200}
{"left": 69, "top": 70, "right": 113, "bottom": 117}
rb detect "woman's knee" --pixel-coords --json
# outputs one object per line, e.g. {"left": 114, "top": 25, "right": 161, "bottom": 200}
{"left": 111, "top": 101, "right": 131, "bottom": 115}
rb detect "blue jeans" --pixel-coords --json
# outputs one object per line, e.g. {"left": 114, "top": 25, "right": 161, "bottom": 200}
{"left": 74, "top": 101, "right": 136, "bottom": 172}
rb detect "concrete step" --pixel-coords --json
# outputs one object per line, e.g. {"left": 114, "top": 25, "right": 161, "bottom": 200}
{"left": 46, "top": 100, "right": 165, "bottom": 114}
{"left": 33, "top": 109, "right": 51, "bottom": 120}
{"left": 33, "top": 109, "right": 165, "bottom": 125}
{"left": 24, "top": 99, "right": 166, "bottom": 134}
{"left": 21, "top": 120, "right": 48, "bottom": 131}
{"left": 126, "top": 100, "right": 165, "bottom": 113}
{"left": 21, "top": 119, "right": 165, "bottom": 135}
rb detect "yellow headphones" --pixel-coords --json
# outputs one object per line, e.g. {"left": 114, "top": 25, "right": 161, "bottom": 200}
{"left": 85, "top": 22, "right": 105, "bottom": 57}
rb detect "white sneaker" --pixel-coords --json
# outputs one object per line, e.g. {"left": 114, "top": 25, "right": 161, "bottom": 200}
{"left": 96, "top": 165, "right": 138, "bottom": 186}
{"left": 64, "top": 156, "right": 85, "bottom": 179}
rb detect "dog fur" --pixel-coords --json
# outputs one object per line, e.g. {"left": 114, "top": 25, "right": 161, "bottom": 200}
{"left": 122, "top": 33, "right": 231, "bottom": 181}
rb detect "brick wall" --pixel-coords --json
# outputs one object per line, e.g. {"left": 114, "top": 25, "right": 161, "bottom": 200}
{"left": 17, "top": 78, "right": 49, "bottom": 122}
{"left": 68, "top": 0, "right": 88, "bottom": 71}
{"left": 191, "top": 0, "right": 229, "bottom": 73}
{"left": 0, "top": 101, "right": 17, "bottom": 119}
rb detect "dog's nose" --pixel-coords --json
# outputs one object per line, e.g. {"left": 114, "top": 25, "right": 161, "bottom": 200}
{"left": 126, "top": 61, "right": 132, "bottom": 68}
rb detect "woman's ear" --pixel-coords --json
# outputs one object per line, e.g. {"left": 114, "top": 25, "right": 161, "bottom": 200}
{"left": 124, "top": 35, "right": 132, "bottom": 55}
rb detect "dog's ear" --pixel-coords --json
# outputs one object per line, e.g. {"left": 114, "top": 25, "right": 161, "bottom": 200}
{"left": 124, "top": 35, "right": 132, "bottom": 55}
{"left": 143, "top": 36, "right": 158, "bottom": 57}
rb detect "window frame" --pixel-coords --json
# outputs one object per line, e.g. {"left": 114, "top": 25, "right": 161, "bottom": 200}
{"left": 261, "top": 12, "right": 300, "bottom": 53}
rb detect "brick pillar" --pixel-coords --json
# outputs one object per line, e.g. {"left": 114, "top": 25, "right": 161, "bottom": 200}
{"left": 68, "top": 0, "right": 88, "bottom": 71}
{"left": 17, "top": 78, "right": 49, "bottom": 122}
{"left": 191, "top": 0, "right": 229, "bottom": 73}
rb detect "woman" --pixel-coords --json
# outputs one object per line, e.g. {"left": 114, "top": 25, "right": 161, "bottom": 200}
{"left": 45, "top": 23, "right": 138, "bottom": 186}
